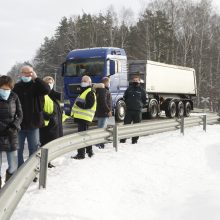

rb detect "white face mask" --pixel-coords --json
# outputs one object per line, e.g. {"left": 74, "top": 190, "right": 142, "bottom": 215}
{"left": 81, "top": 82, "right": 90, "bottom": 87}
{"left": 48, "top": 83, "right": 54, "bottom": 90}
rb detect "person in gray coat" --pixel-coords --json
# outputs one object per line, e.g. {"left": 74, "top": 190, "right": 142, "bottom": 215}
{"left": 0, "top": 76, "right": 23, "bottom": 188}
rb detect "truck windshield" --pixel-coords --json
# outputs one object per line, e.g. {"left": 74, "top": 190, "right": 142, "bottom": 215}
{"left": 65, "top": 58, "right": 105, "bottom": 77}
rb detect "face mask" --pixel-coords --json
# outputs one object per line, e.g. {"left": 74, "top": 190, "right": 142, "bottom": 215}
{"left": 49, "top": 83, "right": 54, "bottom": 90}
{"left": 0, "top": 89, "right": 11, "bottom": 100}
{"left": 81, "top": 82, "right": 90, "bottom": 87}
{"left": 106, "top": 82, "right": 110, "bottom": 88}
{"left": 133, "top": 82, "right": 140, "bottom": 87}
{"left": 21, "top": 76, "right": 32, "bottom": 83}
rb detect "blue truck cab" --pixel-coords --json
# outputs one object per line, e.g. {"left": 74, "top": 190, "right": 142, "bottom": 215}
{"left": 61, "top": 47, "right": 128, "bottom": 121}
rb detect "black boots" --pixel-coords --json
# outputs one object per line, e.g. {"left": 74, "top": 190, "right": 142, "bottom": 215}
{"left": 0, "top": 171, "right": 14, "bottom": 189}
{"left": 71, "top": 154, "right": 85, "bottom": 160}
{"left": 71, "top": 150, "right": 94, "bottom": 159}
{"left": 120, "top": 139, "right": 126, "bottom": 143}
{"left": 48, "top": 162, "right": 55, "bottom": 168}
{"left": 5, "top": 170, "right": 12, "bottom": 182}
{"left": 87, "top": 150, "right": 94, "bottom": 158}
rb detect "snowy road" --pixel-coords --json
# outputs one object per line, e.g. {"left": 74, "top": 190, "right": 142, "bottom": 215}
{"left": 11, "top": 124, "right": 220, "bottom": 220}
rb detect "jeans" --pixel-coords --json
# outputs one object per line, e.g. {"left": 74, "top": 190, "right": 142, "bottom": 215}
{"left": 97, "top": 117, "right": 108, "bottom": 128}
{"left": 96, "top": 117, "right": 108, "bottom": 148}
{"left": 0, "top": 151, "right": 18, "bottom": 177}
{"left": 18, "top": 129, "right": 40, "bottom": 167}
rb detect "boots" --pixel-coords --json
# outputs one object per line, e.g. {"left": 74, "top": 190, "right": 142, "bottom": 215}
{"left": 48, "top": 162, "right": 55, "bottom": 168}
{"left": 5, "top": 170, "right": 12, "bottom": 182}
{"left": 87, "top": 150, "right": 94, "bottom": 158}
{"left": 71, "top": 154, "right": 85, "bottom": 160}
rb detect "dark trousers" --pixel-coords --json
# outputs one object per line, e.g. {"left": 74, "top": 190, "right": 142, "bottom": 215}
{"left": 77, "top": 121, "right": 92, "bottom": 156}
{"left": 122, "top": 110, "right": 142, "bottom": 143}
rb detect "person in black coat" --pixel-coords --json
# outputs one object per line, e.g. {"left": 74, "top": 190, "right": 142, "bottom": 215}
{"left": 0, "top": 76, "right": 23, "bottom": 188}
{"left": 40, "top": 76, "right": 64, "bottom": 168}
{"left": 120, "top": 75, "right": 147, "bottom": 144}
{"left": 94, "top": 77, "right": 112, "bottom": 148}
{"left": 13, "top": 66, "right": 50, "bottom": 167}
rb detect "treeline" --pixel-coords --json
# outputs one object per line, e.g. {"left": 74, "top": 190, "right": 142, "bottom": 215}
{"left": 8, "top": 0, "right": 220, "bottom": 110}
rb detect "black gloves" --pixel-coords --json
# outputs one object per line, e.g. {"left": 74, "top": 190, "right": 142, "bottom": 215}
{"left": 76, "top": 101, "right": 85, "bottom": 109}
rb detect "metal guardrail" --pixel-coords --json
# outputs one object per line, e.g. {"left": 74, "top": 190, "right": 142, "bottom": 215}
{"left": 0, "top": 114, "right": 219, "bottom": 220}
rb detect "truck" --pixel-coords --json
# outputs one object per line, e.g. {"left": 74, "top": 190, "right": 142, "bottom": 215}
{"left": 61, "top": 47, "right": 197, "bottom": 121}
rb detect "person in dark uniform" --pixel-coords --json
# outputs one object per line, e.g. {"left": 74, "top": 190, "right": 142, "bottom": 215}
{"left": 120, "top": 75, "right": 146, "bottom": 144}
{"left": 40, "top": 76, "right": 64, "bottom": 168}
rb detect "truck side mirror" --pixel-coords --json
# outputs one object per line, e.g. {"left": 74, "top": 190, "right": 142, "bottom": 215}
{"left": 110, "top": 60, "right": 116, "bottom": 75}
{"left": 61, "top": 62, "right": 66, "bottom": 76}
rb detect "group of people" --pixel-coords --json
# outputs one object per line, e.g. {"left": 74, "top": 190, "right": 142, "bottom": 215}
{"left": 0, "top": 64, "right": 146, "bottom": 188}
{"left": 70, "top": 74, "right": 147, "bottom": 159}
{"left": 0, "top": 65, "right": 64, "bottom": 188}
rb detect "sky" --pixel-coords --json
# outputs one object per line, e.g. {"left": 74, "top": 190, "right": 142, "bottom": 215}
{"left": 9, "top": 124, "right": 220, "bottom": 220}
{"left": 1, "top": 0, "right": 220, "bottom": 75}
{"left": 0, "top": 0, "right": 145, "bottom": 75}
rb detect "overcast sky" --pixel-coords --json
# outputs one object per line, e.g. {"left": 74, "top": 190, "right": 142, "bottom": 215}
{"left": 1, "top": 0, "right": 220, "bottom": 74}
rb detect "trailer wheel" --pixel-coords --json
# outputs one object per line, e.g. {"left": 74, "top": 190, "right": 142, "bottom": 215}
{"left": 176, "top": 101, "right": 184, "bottom": 118}
{"left": 115, "top": 100, "right": 126, "bottom": 122}
{"left": 184, "top": 101, "right": 191, "bottom": 117}
{"left": 147, "top": 99, "right": 158, "bottom": 119}
{"left": 165, "top": 100, "right": 176, "bottom": 118}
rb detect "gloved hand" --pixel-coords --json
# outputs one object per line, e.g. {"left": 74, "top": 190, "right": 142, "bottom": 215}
{"left": 6, "top": 127, "right": 16, "bottom": 136}
{"left": 76, "top": 101, "right": 85, "bottom": 109}
{"left": 48, "top": 116, "right": 56, "bottom": 128}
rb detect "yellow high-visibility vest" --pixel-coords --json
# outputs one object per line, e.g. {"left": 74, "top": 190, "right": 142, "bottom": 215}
{"left": 43, "top": 95, "right": 54, "bottom": 126}
{"left": 71, "top": 88, "right": 96, "bottom": 122}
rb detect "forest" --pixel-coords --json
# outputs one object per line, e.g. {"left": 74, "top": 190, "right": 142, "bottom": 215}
{"left": 7, "top": 0, "right": 220, "bottom": 110}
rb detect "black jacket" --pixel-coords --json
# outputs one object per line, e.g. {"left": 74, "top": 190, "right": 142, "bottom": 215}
{"left": 0, "top": 92, "right": 23, "bottom": 151}
{"left": 40, "top": 89, "right": 63, "bottom": 146}
{"left": 96, "top": 85, "right": 112, "bottom": 117}
{"left": 13, "top": 78, "right": 50, "bottom": 129}
{"left": 124, "top": 84, "right": 147, "bottom": 111}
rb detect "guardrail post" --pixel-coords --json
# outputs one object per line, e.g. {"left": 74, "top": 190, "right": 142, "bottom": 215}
{"left": 113, "top": 124, "right": 118, "bottom": 152}
{"left": 180, "top": 116, "right": 184, "bottom": 135}
{"left": 203, "top": 115, "right": 207, "bottom": 132}
{"left": 39, "top": 148, "right": 48, "bottom": 189}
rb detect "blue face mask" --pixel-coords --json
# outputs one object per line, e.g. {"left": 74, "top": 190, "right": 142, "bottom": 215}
{"left": 0, "top": 89, "right": 11, "bottom": 100}
{"left": 21, "top": 76, "right": 32, "bottom": 83}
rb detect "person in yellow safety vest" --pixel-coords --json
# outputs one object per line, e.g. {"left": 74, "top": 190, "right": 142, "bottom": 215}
{"left": 71, "top": 75, "right": 97, "bottom": 159}
{"left": 40, "top": 76, "right": 68, "bottom": 167}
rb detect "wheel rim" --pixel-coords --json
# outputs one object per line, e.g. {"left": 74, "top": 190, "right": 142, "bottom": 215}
{"left": 178, "top": 102, "right": 184, "bottom": 117}
{"left": 119, "top": 106, "right": 125, "bottom": 116}
{"left": 171, "top": 103, "right": 176, "bottom": 117}
{"left": 151, "top": 104, "right": 157, "bottom": 117}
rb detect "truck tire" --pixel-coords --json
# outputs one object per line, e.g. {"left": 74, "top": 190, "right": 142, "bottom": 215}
{"left": 165, "top": 100, "right": 176, "bottom": 118}
{"left": 147, "top": 99, "right": 158, "bottom": 119}
{"left": 115, "top": 100, "right": 126, "bottom": 122}
{"left": 184, "top": 101, "right": 191, "bottom": 117}
{"left": 176, "top": 101, "right": 184, "bottom": 118}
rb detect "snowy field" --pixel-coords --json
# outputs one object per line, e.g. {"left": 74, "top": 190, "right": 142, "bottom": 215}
{"left": 10, "top": 124, "right": 220, "bottom": 220}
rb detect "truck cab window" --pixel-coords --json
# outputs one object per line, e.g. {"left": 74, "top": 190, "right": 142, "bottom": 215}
{"left": 65, "top": 58, "right": 105, "bottom": 77}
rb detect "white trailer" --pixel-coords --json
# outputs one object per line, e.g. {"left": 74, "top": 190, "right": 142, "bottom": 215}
{"left": 128, "top": 60, "right": 197, "bottom": 118}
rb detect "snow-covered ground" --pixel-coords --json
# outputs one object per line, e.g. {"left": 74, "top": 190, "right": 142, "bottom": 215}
{"left": 10, "top": 124, "right": 220, "bottom": 220}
